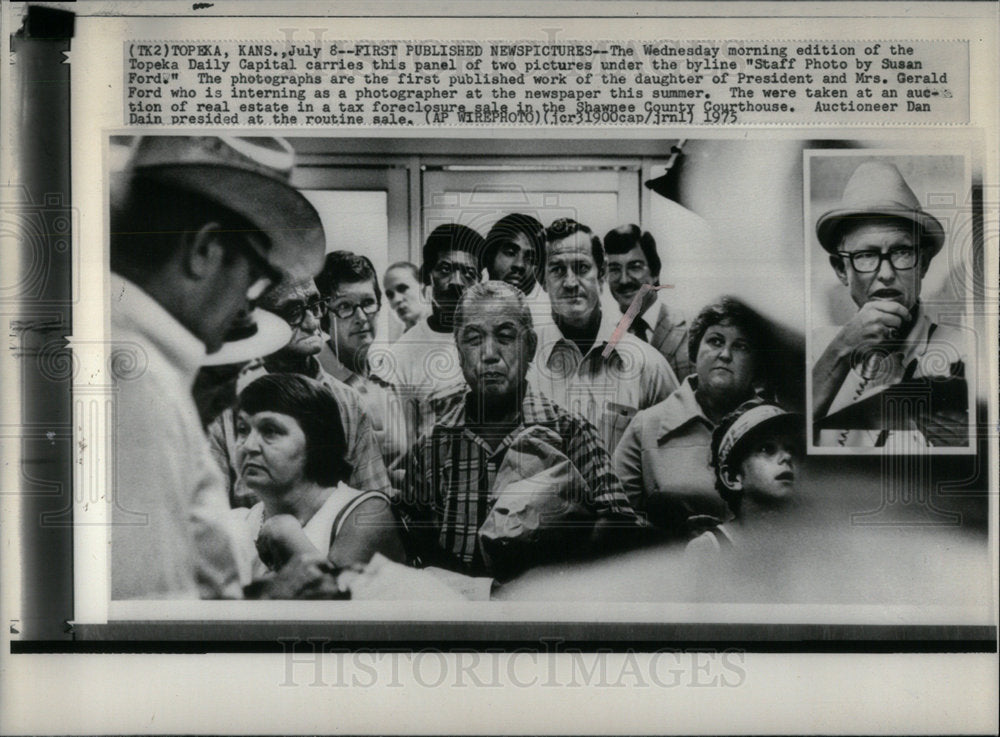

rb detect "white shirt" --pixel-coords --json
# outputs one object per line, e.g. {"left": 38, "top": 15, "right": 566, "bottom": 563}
{"left": 110, "top": 274, "right": 243, "bottom": 599}
{"left": 528, "top": 309, "right": 679, "bottom": 452}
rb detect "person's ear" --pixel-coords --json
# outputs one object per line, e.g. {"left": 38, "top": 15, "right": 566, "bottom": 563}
{"left": 830, "top": 254, "right": 849, "bottom": 287}
{"left": 184, "top": 222, "right": 226, "bottom": 280}
{"left": 728, "top": 469, "right": 745, "bottom": 492}
{"left": 918, "top": 249, "right": 932, "bottom": 278}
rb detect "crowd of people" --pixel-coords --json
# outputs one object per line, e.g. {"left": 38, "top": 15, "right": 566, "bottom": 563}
{"left": 109, "top": 135, "right": 963, "bottom": 601}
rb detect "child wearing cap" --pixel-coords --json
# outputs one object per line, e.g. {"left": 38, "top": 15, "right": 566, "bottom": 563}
{"left": 686, "top": 398, "right": 804, "bottom": 555}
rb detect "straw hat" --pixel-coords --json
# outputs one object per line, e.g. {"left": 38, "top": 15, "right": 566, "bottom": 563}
{"left": 815, "top": 161, "right": 945, "bottom": 258}
{"left": 114, "top": 136, "right": 325, "bottom": 280}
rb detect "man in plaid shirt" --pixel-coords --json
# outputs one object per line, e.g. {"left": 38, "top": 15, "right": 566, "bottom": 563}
{"left": 393, "top": 281, "right": 646, "bottom": 577}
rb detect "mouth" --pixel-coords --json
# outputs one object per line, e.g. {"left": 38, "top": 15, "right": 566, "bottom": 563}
{"left": 241, "top": 462, "right": 267, "bottom": 475}
{"left": 775, "top": 471, "right": 795, "bottom": 483}
{"left": 870, "top": 289, "right": 904, "bottom": 301}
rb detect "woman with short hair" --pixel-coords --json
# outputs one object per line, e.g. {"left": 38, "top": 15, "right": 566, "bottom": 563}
{"left": 231, "top": 373, "right": 404, "bottom": 591}
{"left": 614, "top": 296, "right": 772, "bottom": 536}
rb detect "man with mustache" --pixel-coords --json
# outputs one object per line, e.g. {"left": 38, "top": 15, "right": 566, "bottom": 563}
{"left": 528, "top": 218, "right": 679, "bottom": 453}
{"left": 604, "top": 224, "right": 692, "bottom": 381}
{"left": 483, "top": 213, "right": 551, "bottom": 328}
{"left": 207, "top": 273, "right": 392, "bottom": 508}
{"left": 811, "top": 160, "right": 970, "bottom": 448}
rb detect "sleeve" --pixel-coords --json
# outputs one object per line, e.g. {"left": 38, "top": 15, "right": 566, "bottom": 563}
{"left": 564, "top": 415, "right": 643, "bottom": 524}
{"left": 643, "top": 348, "right": 679, "bottom": 408}
{"left": 205, "top": 408, "right": 239, "bottom": 507}
{"left": 335, "top": 384, "right": 393, "bottom": 494}
{"left": 390, "top": 436, "right": 439, "bottom": 566}
{"left": 613, "top": 411, "right": 647, "bottom": 511}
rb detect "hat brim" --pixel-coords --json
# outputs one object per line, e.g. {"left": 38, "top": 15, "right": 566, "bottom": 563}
{"left": 202, "top": 308, "right": 292, "bottom": 366}
{"left": 726, "top": 412, "right": 804, "bottom": 472}
{"left": 816, "top": 207, "right": 944, "bottom": 259}
{"left": 130, "top": 164, "right": 326, "bottom": 280}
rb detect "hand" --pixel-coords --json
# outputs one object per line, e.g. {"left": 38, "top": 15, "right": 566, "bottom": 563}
{"left": 337, "top": 553, "right": 466, "bottom": 601}
{"left": 256, "top": 514, "right": 318, "bottom": 570}
{"left": 835, "top": 301, "right": 911, "bottom": 354}
{"left": 253, "top": 551, "right": 344, "bottom": 600}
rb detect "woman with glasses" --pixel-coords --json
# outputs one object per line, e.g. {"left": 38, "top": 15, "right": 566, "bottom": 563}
{"left": 206, "top": 274, "right": 393, "bottom": 509}
{"left": 315, "top": 251, "right": 407, "bottom": 465}
{"left": 231, "top": 373, "right": 405, "bottom": 596}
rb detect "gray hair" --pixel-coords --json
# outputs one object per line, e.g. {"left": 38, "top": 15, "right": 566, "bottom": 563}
{"left": 454, "top": 280, "right": 534, "bottom": 334}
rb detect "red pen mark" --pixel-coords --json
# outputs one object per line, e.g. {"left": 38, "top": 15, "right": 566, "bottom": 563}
{"left": 602, "top": 283, "right": 673, "bottom": 358}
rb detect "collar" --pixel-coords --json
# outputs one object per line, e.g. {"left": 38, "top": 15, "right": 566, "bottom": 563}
{"left": 317, "top": 341, "right": 361, "bottom": 386}
{"left": 432, "top": 382, "right": 558, "bottom": 431}
{"left": 638, "top": 291, "right": 664, "bottom": 326}
{"left": 110, "top": 273, "right": 206, "bottom": 379}
{"left": 536, "top": 308, "right": 624, "bottom": 367}
{"left": 655, "top": 375, "right": 713, "bottom": 442}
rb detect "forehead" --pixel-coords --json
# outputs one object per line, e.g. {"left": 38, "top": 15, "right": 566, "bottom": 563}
{"left": 270, "top": 279, "right": 319, "bottom": 306}
{"left": 436, "top": 249, "right": 477, "bottom": 266}
{"left": 606, "top": 245, "right": 647, "bottom": 264}
{"left": 460, "top": 295, "right": 524, "bottom": 327}
{"left": 385, "top": 267, "right": 417, "bottom": 286}
{"left": 703, "top": 320, "right": 749, "bottom": 340}
{"left": 496, "top": 231, "right": 534, "bottom": 251}
{"left": 547, "top": 232, "right": 596, "bottom": 263}
{"left": 840, "top": 221, "right": 915, "bottom": 251}
{"left": 236, "top": 408, "right": 300, "bottom": 426}
{"left": 331, "top": 280, "right": 377, "bottom": 300}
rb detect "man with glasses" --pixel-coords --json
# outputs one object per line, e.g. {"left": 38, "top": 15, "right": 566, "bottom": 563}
{"left": 315, "top": 251, "right": 406, "bottom": 465}
{"left": 207, "top": 273, "right": 392, "bottom": 508}
{"left": 604, "top": 224, "right": 692, "bottom": 381}
{"left": 377, "top": 224, "right": 486, "bottom": 416}
{"left": 811, "top": 160, "right": 970, "bottom": 448}
{"left": 110, "top": 135, "right": 326, "bottom": 598}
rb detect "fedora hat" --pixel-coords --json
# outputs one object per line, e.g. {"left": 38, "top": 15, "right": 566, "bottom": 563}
{"left": 815, "top": 160, "right": 945, "bottom": 259}
{"left": 201, "top": 308, "right": 292, "bottom": 366}
{"left": 114, "top": 136, "right": 325, "bottom": 280}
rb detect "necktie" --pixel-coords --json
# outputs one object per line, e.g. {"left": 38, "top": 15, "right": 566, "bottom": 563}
{"left": 631, "top": 316, "right": 649, "bottom": 343}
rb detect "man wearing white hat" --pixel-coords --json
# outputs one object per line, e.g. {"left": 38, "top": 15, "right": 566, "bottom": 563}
{"left": 811, "top": 159, "right": 969, "bottom": 448}
{"left": 110, "top": 136, "right": 326, "bottom": 598}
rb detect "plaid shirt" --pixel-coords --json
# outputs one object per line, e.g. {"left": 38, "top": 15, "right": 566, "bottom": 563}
{"left": 393, "top": 383, "right": 642, "bottom": 575}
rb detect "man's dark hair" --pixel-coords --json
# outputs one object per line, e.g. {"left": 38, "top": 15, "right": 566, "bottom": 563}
{"left": 543, "top": 218, "right": 605, "bottom": 278}
{"left": 603, "top": 224, "right": 661, "bottom": 279}
{"left": 483, "top": 213, "right": 546, "bottom": 277}
{"left": 110, "top": 176, "right": 265, "bottom": 284}
{"left": 420, "top": 224, "right": 486, "bottom": 285}
{"left": 237, "top": 373, "right": 352, "bottom": 488}
{"left": 315, "top": 250, "right": 382, "bottom": 305}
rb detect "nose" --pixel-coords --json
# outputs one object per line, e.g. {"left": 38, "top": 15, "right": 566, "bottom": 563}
{"left": 876, "top": 254, "right": 897, "bottom": 282}
{"left": 239, "top": 427, "right": 262, "bottom": 455}
{"left": 717, "top": 342, "right": 733, "bottom": 361}
{"left": 481, "top": 335, "right": 501, "bottom": 364}
{"left": 563, "top": 269, "right": 579, "bottom": 289}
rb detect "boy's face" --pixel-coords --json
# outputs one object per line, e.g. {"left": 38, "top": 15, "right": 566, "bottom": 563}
{"left": 734, "top": 432, "right": 800, "bottom": 503}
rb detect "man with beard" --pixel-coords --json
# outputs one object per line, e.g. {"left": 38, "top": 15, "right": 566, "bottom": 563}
{"left": 811, "top": 160, "right": 970, "bottom": 448}
{"left": 528, "top": 218, "right": 679, "bottom": 454}
{"left": 376, "top": 223, "right": 485, "bottom": 405}
{"left": 604, "top": 224, "right": 692, "bottom": 381}
{"left": 207, "top": 274, "right": 392, "bottom": 508}
{"left": 482, "top": 213, "right": 550, "bottom": 328}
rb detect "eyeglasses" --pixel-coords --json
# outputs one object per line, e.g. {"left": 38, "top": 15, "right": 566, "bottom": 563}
{"left": 432, "top": 261, "right": 481, "bottom": 283}
{"left": 328, "top": 298, "right": 380, "bottom": 320}
{"left": 275, "top": 297, "right": 328, "bottom": 327}
{"left": 837, "top": 247, "right": 918, "bottom": 273}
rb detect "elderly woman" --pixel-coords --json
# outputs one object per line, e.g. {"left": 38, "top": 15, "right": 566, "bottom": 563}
{"left": 613, "top": 297, "right": 771, "bottom": 537}
{"left": 231, "top": 373, "right": 404, "bottom": 590}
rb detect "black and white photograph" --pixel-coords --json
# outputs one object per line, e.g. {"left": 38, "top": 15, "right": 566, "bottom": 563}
{"left": 3, "top": 2, "right": 997, "bottom": 735}
{"left": 806, "top": 152, "right": 976, "bottom": 452}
